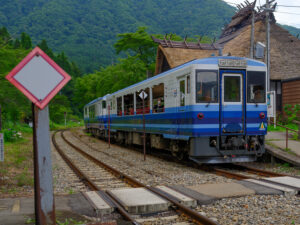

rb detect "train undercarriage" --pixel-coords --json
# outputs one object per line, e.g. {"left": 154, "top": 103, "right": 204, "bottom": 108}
{"left": 86, "top": 127, "right": 265, "bottom": 163}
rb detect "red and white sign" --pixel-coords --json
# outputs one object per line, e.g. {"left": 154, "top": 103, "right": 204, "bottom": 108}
{"left": 6, "top": 47, "right": 71, "bottom": 109}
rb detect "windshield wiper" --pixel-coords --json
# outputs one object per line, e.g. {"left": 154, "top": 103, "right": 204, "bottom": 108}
{"left": 206, "top": 100, "right": 211, "bottom": 107}
{"left": 253, "top": 99, "right": 258, "bottom": 107}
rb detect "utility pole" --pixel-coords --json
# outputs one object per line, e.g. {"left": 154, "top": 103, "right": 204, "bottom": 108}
{"left": 250, "top": 6, "right": 255, "bottom": 58}
{"left": 266, "top": 0, "right": 270, "bottom": 92}
{"left": 263, "top": 0, "right": 276, "bottom": 92}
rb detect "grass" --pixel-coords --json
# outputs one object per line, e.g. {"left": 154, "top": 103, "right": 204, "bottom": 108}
{"left": 0, "top": 131, "right": 34, "bottom": 196}
{"left": 267, "top": 122, "right": 299, "bottom": 132}
{"left": 50, "top": 120, "right": 84, "bottom": 130}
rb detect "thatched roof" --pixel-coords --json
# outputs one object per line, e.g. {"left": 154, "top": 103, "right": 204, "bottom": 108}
{"left": 222, "top": 21, "right": 300, "bottom": 80}
{"left": 219, "top": 0, "right": 276, "bottom": 44}
{"left": 151, "top": 36, "right": 221, "bottom": 50}
{"left": 152, "top": 0, "right": 300, "bottom": 80}
{"left": 154, "top": 44, "right": 219, "bottom": 75}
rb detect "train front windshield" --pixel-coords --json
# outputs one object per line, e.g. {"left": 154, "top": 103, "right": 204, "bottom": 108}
{"left": 247, "top": 71, "right": 266, "bottom": 103}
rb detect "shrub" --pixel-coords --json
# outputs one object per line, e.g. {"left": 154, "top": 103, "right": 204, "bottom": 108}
{"left": 283, "top": 104, "right": 300, "bottom": 123}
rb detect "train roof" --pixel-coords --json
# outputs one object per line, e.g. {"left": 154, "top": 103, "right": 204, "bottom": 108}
{"left": 85, "top": 56, "right": 266, "bottom": 107}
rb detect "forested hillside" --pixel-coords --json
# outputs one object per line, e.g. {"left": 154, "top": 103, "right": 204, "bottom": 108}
{"left": 0, "top": 0, "right": 235, "bottom": 72}
{"left": 0, "top": 28, "right": 82, "bottom": 128}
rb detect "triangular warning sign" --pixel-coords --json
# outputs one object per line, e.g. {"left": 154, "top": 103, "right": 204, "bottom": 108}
{"left": 259, "top": 122, "right": 265, "bottom": 130}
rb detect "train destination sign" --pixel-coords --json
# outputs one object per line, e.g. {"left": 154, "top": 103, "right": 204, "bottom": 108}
{"left": 219, "top": 59, "right": 247, "bottom": 68}
{"left": 6, "top": 47, "right": 71, "bottom": 109}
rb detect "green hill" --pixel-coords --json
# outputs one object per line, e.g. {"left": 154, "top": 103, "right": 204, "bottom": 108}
{"left": 0, "top": 0, "right": 235, "bottom": 73}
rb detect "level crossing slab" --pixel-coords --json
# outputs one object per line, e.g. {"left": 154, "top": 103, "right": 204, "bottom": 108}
{"left": 187, "top": 182, "right": 255, "bottom": 198}
{"left": 263, "top": 176, "right": 300, "bottom": 189}
{"left": 156, "top": 186, "right": 197, "bottom": 208}
{"left": 170, "top": 185, "right": 216, "bottom": 205}
{"left": 246, "top": 179, "right": 297, "bottom": 195}
{"left": 107, "top": 187, "right": 170, "bottom": 214}
{"left": 83, "top": 191, "right": 114, "bottom": 216}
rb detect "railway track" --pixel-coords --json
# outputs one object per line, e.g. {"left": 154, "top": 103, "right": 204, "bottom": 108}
{"left": 52, "top": 130, "right": 219, "bottom": 225}
{"left": 73, "top": 128, "right": 300, "bottom": 195}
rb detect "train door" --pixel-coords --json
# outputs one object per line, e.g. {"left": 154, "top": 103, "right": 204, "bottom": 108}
{"left": 177, "top": 77, "right": 186, "bottom": 135}
{"left": 220, "top": 70, "right": 245, "bottom": 134}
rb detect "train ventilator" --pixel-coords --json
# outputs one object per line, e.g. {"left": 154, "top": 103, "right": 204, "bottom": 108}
{"left": 84, "top": 56, "right": 267, "bottom": 163}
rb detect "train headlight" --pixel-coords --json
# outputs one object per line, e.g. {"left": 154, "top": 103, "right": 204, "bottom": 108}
{"left": 259, "top": 112, "right": 265, "bottom": 119}
{"left": 197, "top": 113, "right": 204, "bottom": 120}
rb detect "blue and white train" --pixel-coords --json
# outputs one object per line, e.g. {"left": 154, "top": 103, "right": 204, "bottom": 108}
{"left": 84, "top": 56, "right": 267, "bottom": 163}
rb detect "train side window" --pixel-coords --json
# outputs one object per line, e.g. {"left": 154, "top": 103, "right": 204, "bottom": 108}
{"left": 136, "top": 88, "right": 150, "bottom": 114}
{"left": 124, "top": 94, "right": 134, "bottom": 115}
{"left": 187, "top": 75, "right": 190, "bottom": 94}
{"left": 102, "top": 101, "right": 106, "bottom": 109}
{"left": 196, "top": 71, "right": 218, "bottom": 103}
{"left": 152, "top": 83, "right": 165, "bottom": 113}
{"left": 89, "top": 105, "right": 95, "bottom": 119}
{"left": 247, "top": 71, "right": 266, "bottom": 103}
{"left": 117, "top": 97, "right": 122, "bottom": 116}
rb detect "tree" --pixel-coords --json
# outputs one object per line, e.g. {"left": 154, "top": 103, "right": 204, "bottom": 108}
{"left": 38, "top": 39, "right": 54, "bottom": 58}
{"left": 114, "top": 27, "right": 157, "bottom": 77}
{"left": 20, "top": 32, "right": 32, "bottom": 49}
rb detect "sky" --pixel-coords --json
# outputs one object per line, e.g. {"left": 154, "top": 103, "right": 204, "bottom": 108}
{"left": 223, "top": 0, "right": 300, "bottom": 28}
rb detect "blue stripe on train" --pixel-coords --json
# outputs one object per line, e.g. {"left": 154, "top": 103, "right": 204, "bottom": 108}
{"left": 85, "top": 104, "right": 267, "bottom": 138}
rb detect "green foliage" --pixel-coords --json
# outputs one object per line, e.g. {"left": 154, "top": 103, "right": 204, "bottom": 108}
{"left": 283, "top": 104, "right": 300, "bottom": 123}
{"left": 0, "top": 0, "right": 235, "bottom": 73}
{"left": 15, "top": 169, "right": 34, "bottom": 186}
{"left": 0, "top": 28, "right": 82, "bottom": 126}
{"left": 74, "top": 55, "right": 147, "bottom": 110}
{"left": 115, "top": 27, "right": 157, "bottom": 69}
{"left": 56, "top": 218, "right": 87, "bottom": 225}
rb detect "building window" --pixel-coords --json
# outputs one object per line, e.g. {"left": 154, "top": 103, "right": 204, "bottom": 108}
{"left": 255, "top": 42, "right": 265, "bottom": 59}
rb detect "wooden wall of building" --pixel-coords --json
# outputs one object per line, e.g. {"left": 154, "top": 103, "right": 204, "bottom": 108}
{"left": 282, "top": 80, "right": 300, "bottom": 107}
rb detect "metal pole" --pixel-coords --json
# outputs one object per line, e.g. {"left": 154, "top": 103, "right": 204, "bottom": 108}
{"left": 266, "top": 0, "right": 270, "bottom": 92}
{"left": 108, "top": 105, "right": 110, "bottom": 149}
{"left": 142, "top": 95, "right": 146, "bottom": 161}
{"left": 286, "top": 128, "right": 288, "bottom": 150}
{"left": 32, "top": 103, "right": 56, "bottom": 225}
{"left": 250, "top": 8, "right": 255, "bottom": 58}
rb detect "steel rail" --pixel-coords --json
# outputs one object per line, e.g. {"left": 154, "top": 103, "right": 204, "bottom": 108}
{"left": 61, "top": 130, "right": 219, "bottom": 225}
{"left": 231, "top": 164, "right": 286, "bottom": 177}
{"left": 52, "top": 130, "right": 140, "bottom": 225}
{"left": 198, "top": 165, "right": 251, "bottom": 180}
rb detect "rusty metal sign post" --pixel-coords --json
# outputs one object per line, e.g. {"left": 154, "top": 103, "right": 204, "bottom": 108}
{"left": 139, "top": 90, "right": 148, "bottom": 161}
{"left": 6, "top": 47, "right": 71, "bottom": 225}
